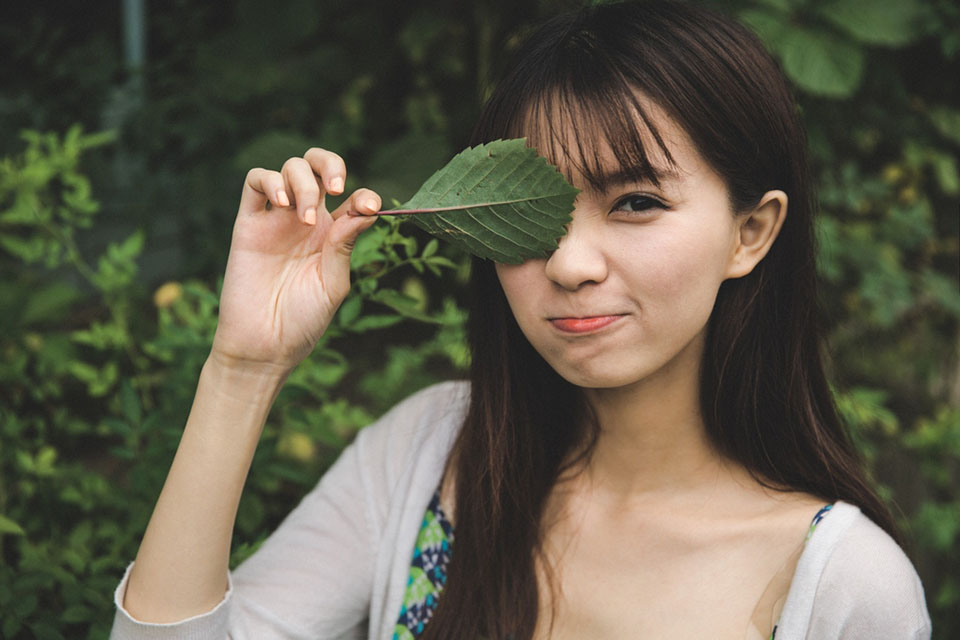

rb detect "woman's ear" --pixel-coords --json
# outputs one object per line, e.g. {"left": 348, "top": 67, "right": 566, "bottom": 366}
{"left": 725, "top": 189, "right": 788, "bottom": 279}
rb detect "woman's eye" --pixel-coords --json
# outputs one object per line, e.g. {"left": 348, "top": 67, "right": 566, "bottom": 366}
{"left": 611, "top": 194, "right": 666, "bottom": 215}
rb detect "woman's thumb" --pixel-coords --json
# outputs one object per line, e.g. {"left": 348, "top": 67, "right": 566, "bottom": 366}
{"left": 319, "top": 213, "right": 378, "bottom": 301}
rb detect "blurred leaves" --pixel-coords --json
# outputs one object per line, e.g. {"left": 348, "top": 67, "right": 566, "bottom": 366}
{"left": 928, "top": 106, "right": 960, "bottom": 145}
{"left": 815, "top": 0, "right": 925, "bottom": 47}
{"left": 740, "top": 0, "right": 932, "bottom": 97}
{"left": 780, "top": 27, "right": 865, "bottom": 97}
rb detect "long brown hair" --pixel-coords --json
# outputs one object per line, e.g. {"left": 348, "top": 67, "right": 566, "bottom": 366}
{"left": 424, "top": 2, "right": 900, "bottom": 638}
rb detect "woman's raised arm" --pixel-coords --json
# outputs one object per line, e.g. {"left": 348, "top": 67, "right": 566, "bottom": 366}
{"left": 121, "top": 148, "right": 380, "bottom": 622}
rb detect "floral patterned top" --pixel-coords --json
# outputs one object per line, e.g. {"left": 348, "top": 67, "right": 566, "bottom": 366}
{"left": 393, "top": 493, "right": 834, "bottom": 640}
{"left": 393, "top": 491, "right": 454, "bottom": 640}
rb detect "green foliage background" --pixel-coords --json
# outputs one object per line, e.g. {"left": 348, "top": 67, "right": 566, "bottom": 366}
{"left": 0, "top": 0, "right": 957, "bottom": 637}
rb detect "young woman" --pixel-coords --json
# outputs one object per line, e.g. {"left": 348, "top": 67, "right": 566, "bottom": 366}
{"left": 111, "top": 2, "right": 931, "bottom": 638}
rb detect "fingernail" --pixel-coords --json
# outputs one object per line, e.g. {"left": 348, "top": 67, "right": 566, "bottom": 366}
{"left": 329, "top": 177, "right": 344, "bottom": 193}
{"left": 362, "top": 198, "right": 378, "bottom": 212}
{"left": 277, "top": 190, "right": 290, "bottom": 207}
{"left": 305, "top": 207, "right": 317, "bottom": 225}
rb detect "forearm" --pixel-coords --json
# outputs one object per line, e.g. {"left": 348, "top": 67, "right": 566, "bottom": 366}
{"left": 122, "top": 354, "right": 289, "bottom": 623}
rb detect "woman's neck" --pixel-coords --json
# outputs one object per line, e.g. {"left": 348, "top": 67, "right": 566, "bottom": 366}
{"left": 577, "top": 332, "right": 740, "bottom": 505}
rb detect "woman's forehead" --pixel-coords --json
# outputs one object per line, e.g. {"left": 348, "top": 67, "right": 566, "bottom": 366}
{"left": 511, "top": 91, "right": 691, "bottom": 191}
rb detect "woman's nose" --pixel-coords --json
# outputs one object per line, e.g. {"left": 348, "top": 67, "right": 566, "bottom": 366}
{"left": 543, "top": 216, "right": 608, "bottom": 290}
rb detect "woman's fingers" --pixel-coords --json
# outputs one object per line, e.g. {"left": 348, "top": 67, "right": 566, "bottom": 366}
{"left": 238, "top": 156, "right": 381, "bottom": 316}
{"left": 304, "top": 147, "right": 346, "bottom": 196}
{"left": 321, "top": 212, "right": 379, "bottom": 301}
{"left": 242, "top": 168, "right": 289, "bottom": 211}
{"left": 281, "top": 157, "right": 323, "bottom": 225}
{"left": 243, "top": 150, "right": 351, "bottom": 226}
{"left": 318, "top": 188, "right": 380, "bottom": 299}
{"left": 275, "top": 149, "right": 349, "bottom": 225}
{"left": 329, "top": 188, "right": 381, "bottom": 219}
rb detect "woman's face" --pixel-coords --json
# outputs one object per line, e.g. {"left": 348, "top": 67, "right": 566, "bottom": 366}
{"left": 496, "top": 110, "right": 748, "bottom": 391}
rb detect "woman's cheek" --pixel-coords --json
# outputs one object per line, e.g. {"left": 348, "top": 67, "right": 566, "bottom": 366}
{"left": 619, "top": 235, "right": 728, "bottom": 321}
{"left": 495, "top": 262, "right": 545, "bottom": 328}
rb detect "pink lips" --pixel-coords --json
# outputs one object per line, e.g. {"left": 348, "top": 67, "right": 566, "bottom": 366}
{"left": 550, "top": 315, "right": 624, "bottom": 334}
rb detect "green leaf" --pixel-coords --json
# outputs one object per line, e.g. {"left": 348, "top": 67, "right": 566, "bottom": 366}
{"left": 0, "top": 515, "right": 25, "bottom": 536}
{"left": 928, "top": 106, "right": 960, "bottom": 146}
{"left": 236, "top": 493, "right": 265, "bottom": 534}
{"left": 422, "top": 238, "right": 439, "bottom": 258}
{"left": 35, "top": 446, "right": 58, "bottom": 476}
{"left": 390, "top": 139, "right": 578, "bottom": 263}
{"left": 426, "top": 256, "right": 458, "bottom": 269}
{"left": 738, "top": 8, "right": 788, "bottom": 47}
{"left": 27, "top": 620, "right": 64, "bottom": 640}
{"left": 915, "top": 502, "right": 960, "bottom": 552}
{"left": 77, "top": 129, "right": 118, "bottom": 150}
{"left": 401, "top": 236, "right": 418, "bottom": 259}
{"left": 2, "top": 618, "right": 21, "bottom": 639}
{"left": 935, "top": 577, "right": 960, "bottom": 610}
{"left": 68, "top": 361, "right": 118, "bottom": 396}
{"left": 0, "top": 233, "right": 46, "bottom": 263}
{"left": 778, "top": 26, "right": 864, "bottom": 97}
{"left": 12, "top": 593, "right": 37, "bottom": 618}
{"left": 119, "top": 380, "right": 142, "bottom": 424}
{"left": 815, "top": 0, "right": 924, "bottom": 47}
{"left": 350, "top": 226, "right": 388, "bottom": 270}
{"left": 369, "top": 289, "right": 442, "bottom": 324}
{"left": 0, "top": 200, "right": 40, "bottom": 225}
{"left": 114, "top": 229, "right": 145, "bottom": 261}
{"left": 750, "top": 0, "right": 796, "bottom": 11}
{"left": 19, "top": 282, "right": 82, "bottom": 325}
{"left": 337, "top": 295, "right": 362, "bottom": 327}
{"left": 921, "top": 269, "right": 960, "bottom": 317}
{"left": 348, "top": 314, "right": 403, "bottom": 332}
{"left": 928, "top": 149, "right": 960, "bottom": 195}
{"left": 61, "top": 605, "right": 92, "bottom": 623}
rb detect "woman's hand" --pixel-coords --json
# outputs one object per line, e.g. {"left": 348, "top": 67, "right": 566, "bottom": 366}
{"left": 211, "top": 148, "right": 379, "bottom": 373}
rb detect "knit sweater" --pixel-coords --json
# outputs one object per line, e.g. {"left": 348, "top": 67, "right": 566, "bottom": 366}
{"left": 110, "top": 381, "right": 931, "bottom": 639}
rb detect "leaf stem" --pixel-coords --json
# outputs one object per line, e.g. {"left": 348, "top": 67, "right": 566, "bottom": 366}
{"left": 352, "top": 194, "right": 574, "bottom": 217}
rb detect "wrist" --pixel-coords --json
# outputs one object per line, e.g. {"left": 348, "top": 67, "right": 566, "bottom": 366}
{"left": 201, "top": 351, "right": 292, "bottom": 401}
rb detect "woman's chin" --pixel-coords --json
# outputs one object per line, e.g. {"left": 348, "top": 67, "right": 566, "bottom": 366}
{"left": 549, "top": 361, "right": 648, "bottom": 390}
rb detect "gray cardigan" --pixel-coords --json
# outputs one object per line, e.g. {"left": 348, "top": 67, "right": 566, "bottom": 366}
{"left": 110, "top": 381, "right": 931, "bottom": 639}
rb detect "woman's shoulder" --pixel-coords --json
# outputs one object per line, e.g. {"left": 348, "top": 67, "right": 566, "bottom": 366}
{"left": 816, "top": 502, "right": 926, "bottom": 599}
{"left": 362, "top": 379, "right": 470, "bottom": 440}
{"left": 352, "top": 380, "right": 470, "bottom": 475}
{"left": 781, "top": 501, "right": 931, "bottom": 639}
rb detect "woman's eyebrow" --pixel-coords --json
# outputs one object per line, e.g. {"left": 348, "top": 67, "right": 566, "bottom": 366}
{"left": 591, "top": 164, "right": 682, "bottom": 191}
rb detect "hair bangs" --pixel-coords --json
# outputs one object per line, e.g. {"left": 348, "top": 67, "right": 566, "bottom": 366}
{"left": 474, "top": 34, "right": 677, "bottom": 193}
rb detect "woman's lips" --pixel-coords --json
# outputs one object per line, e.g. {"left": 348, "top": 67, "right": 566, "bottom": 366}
{"left": 549, "top": 315, "right": 625, "bottom": 334}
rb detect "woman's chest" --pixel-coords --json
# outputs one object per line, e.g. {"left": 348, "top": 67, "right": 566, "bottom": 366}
{"left": 531, "top": 510, "right": 810, "bottom": 640}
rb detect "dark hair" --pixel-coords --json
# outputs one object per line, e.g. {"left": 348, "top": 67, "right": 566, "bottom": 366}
{"left": 424, "top": 2, "right": 900, "bottom": 638}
